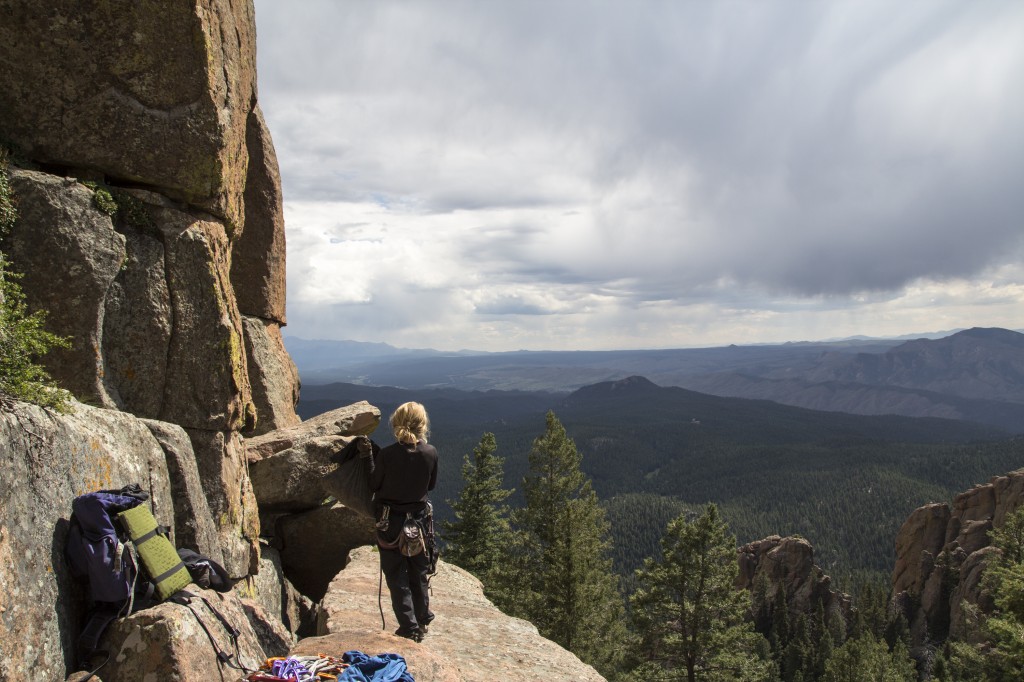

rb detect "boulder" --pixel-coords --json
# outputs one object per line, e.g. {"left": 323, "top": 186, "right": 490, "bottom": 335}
{"left": 185, "top": 428, "right": 260, "bottom": 579}
{"left": 236, "top": 541, "right": 317, "bottom": 639}
{"left": 231, "top": 105, "right": 288, "bottom": 323}
{"left": 0, "top": 0, "right": 257, "bottom": 229}
{"left": 241, "top": 315, "right": 300, "bottom": 436}
{"left": 275, "top": 504, "right": 376, "bottom": 601}
{"left": 0, "top": 400, "right": 176, "bottom": 681}
{"left": 309, "top": 546, "right": 606, "bottom": 682}
{"left": 4, "top": 169, "right": 126, "bottom": 408}
{"left": 249, "top": 435, "right": 352, "bottom": 513}
{"left": 246, "top": 402, "right": 382, "bottom": 462}
{"left": 141, "top": 419, "right": 225, "bottom": 566}
{"left": 100, "top": 588, "right": 265, "bottom": 682}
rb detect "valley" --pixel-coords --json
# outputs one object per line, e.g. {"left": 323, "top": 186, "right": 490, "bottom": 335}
{"left": 296, "top": 373, "right": 1022, "bottom": 589}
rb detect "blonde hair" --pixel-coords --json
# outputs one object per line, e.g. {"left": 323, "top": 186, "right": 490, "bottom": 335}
{"left": 391, "top": 401, "right": 430, "bottom": 445}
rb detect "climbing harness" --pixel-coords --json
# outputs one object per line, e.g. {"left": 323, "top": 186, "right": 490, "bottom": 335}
{"left": 375, "top": 502, "right": 439, "bottom": 631}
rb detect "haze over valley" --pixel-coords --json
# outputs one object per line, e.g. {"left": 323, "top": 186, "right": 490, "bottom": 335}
{"left": 289, "top": 327, "right": 1024, "bottom": 586}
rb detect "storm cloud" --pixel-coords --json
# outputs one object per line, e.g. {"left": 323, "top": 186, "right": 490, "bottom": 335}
{"left": 254, "top": 0, "right": 1024, "bottom": 351}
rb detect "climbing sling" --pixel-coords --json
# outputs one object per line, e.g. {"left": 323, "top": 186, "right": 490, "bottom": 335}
{"left": 170, "top": 590, "right": 254, "bottom": 675}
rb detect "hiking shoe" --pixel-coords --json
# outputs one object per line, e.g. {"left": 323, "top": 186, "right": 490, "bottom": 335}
{"left": 420, "top": 614, "right": 435, "bottom": 634}
{"left": 395, "top": 627, "right": 421, "bottom": 641}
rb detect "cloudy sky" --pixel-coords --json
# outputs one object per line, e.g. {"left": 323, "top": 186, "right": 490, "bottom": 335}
{"left": 253, "top": 0, "right": 1024, "bottom": 352}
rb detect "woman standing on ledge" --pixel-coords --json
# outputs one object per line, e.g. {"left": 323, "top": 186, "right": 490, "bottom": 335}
{"left": 371, "top": 401, "right": 439, "bottom": 642}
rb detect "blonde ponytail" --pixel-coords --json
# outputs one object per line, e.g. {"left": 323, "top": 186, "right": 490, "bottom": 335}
{"left": 391, "top": 401, "right": 430, "bottom": 444}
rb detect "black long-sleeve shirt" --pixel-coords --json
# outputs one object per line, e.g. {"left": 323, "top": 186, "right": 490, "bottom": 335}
{"left": 370, "top": 440, "right": 438, "bottom": 514}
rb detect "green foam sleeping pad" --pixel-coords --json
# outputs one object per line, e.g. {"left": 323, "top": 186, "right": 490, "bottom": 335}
{"left": 117, "top": 504, "right": 192, "bottom": 600}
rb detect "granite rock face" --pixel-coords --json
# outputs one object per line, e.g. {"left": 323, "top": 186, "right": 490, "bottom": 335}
{"left": 1, "top": 0, "right": 300, "bottom": 583}
{"left": 892, "top": 468, "right": 1024, "bottom": 652}
{"left": 0, "top": 0, "right": 257, "bottom": 230}
{"left": 5, "top": 170, "right": 126, "bottom": 408}
{"left": 157, "top": 198, "right": 255, "bottom": 431}
{"left": 100, "top": 587, "right": 266, "bottom": 682}
{"left": 186, "top": 427, "right": 261, "bottom": 578}
{"left": 309, "top": 546, "right": 607, "bottom": 682}
{"left": 737, "top": 535, "right": 852, "bottom": 626}
{"left": 5, "top": 173, "right": 259, "bottom": 433}
{"left": 231, "top": 105, "right": 288, "bottom": 323}
{"left": 892, "top": 503, "right": 951, "bottom": 598}
{"left": 142, "top": 419, "right": 225, "bottom": 566}
{"left": 241, "top": 315, "right": 301, "bottom": 437}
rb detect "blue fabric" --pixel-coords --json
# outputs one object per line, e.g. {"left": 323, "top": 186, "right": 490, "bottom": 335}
{"left": 338, "top": 651, "right": 415, "bottom": 682}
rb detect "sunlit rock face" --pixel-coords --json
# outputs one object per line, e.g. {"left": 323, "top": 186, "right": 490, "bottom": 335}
{"left": 0, "top": 0, "right": 256, "bottom": 230}
{"left": 0, "top": 0, "right": 300, "bottom": 581}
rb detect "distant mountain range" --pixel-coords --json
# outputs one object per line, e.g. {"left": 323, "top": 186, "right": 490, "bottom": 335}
{"left": 286, "top": 328, "right": 1024, "bottom": 433}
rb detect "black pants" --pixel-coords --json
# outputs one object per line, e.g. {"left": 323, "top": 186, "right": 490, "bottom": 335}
{"left": 379, "top": 548, "right": 433, "bottom": 634}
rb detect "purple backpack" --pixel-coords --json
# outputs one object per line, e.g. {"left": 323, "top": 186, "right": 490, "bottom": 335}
{"left": 65, "top": 484, "right": 152, "bottom": 670}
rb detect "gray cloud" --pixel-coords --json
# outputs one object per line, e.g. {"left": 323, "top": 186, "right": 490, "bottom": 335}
{"left": 256, "top": 0, "right": 1024, "bottom": 350}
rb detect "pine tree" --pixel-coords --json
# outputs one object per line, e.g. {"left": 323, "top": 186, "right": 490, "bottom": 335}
{"left": 629, "top": 503, "right": 772, "bottom": 682}
{"left": 769, "top": 584, "right": 790, "bottom": 662}
{"left": 0, "top": 257, "right": 69, "bottom": 408}
{"left": 857, "top": 581, "right": 889, "bottom": 641}
{"left": 514, "top": 411, "right": 629, "bottom": 677}
{"left": 0, "top": 150, "right": 71, "bottom": 410}
{"left": 442, "top": 432, "right": 514, "bottom": 586}
{"left": 810, "top": 602, "right": 834, "bottom": 680}
{"left": 976, "top": 505, "right": 1024, "bottom": 677}
{"left": 821, "top": 633, "right": 916, "bottom": 681}
{"left": 782, "top": 614, "right": 811, "bottom": 682}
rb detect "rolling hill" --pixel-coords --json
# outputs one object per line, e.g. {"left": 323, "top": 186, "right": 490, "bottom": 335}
{"left": 286, "top": 328, "right": 1024, "bottom": 433}
{"left": 677, "top": 328, "right": 1024, "bottom": 432}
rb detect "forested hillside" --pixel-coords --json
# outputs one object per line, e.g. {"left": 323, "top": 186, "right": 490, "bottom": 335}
{"left": 298, "top": 378, "right": 1022, "bottom": 587}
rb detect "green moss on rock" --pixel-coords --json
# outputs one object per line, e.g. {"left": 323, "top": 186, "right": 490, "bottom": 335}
{"left": 0, "top": 148, "right": 17, "bottom": 237}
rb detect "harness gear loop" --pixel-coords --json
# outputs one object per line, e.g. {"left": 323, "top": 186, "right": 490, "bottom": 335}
{"left": 376, "top": 505, "right": 391, "bottom": 532}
